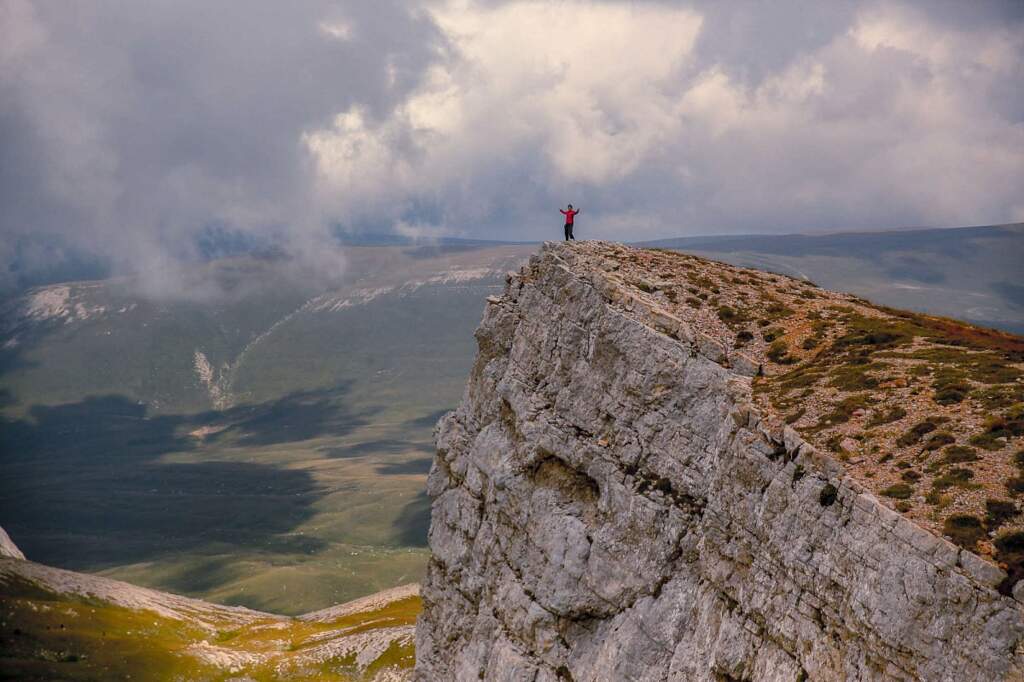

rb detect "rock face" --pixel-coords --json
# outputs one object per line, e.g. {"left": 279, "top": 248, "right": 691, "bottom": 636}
{"left": 415, "top": 243, "right": 1024, "bottom": 681}
{"left": 0, "top": 525, "right": 25, "bottom": 560}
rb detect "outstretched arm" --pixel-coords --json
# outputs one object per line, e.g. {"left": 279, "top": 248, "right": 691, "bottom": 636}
{"left": 560, "top": 209, "right": 568, "bottom": 215}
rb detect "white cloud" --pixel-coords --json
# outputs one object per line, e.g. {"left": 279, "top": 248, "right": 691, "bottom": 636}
{"left": 305, "top": 1, "right": 704, "bottom": 226}
{"left": 303, "top": 0, "right": 1024, "bottom": 241}
{"left": 318, "top": 20, "right": 354, "bottom": 41}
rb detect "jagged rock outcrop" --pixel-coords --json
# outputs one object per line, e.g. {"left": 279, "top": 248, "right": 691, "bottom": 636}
{"left": 0, "top": 525, "right": 25, "bottom": 560}
{"left": 415, "top": 242, "right": 1024, "bottom": 681}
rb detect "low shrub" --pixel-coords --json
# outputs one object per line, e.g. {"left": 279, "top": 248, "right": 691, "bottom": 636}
{"left": 932, "top": 467, "right": 975, "bottom": 492}
{"left": 985, "top": 499, "right": 1019, "bottom": 530}
{"left": 767, "top": 340, "right": 794, "bottom": 364}
{"left": 943, "top": 514, "right": 985, "bottom": 550}
{"left": 881, "top": 483, "right": 914, "bottom": 499}
{"left": 922, "top": 432, "right": 955, "bottom": 451}
{"left": 942, "top": 445, "right": 978, "bottom": 465}
{"left": 867, "top": 406, "right": 906, "bottom": 426}
{"left": 897, "top": 420, "right": 938, "bottom": 447}
{"left": 995, "top": 531, "right": 1024, "bottom": 596}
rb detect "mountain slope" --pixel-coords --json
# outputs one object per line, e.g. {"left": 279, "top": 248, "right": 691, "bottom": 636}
{"left": 0, "top": 533, "right": 418, "bottom": 681}
{"left": 416, "top": 241, "right": 1024, "bottom": 680}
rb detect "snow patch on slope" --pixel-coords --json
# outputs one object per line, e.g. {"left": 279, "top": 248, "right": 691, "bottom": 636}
{"left": 23, "top": 285, "right": 106, "bottom": 324}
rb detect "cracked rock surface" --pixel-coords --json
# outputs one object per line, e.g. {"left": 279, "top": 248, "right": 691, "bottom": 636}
{"left": 415, "top": 242, "right": 1024, "bottom": 681}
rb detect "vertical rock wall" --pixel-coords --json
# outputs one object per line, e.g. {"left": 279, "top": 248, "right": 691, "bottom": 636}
{"left": 415, "top": 243, "right": 1024, "bottom": 681}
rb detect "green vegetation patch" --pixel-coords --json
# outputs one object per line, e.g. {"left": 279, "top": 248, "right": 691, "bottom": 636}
{"left": 897, "top": 420, "right": 939, "bottom": 447}
{"left": 777, "top": 366, "right": 825, "bottom": 392}
{"left": 932, "top": 467, "right": 977, "bottom": 493}
{"left": 985, "top": 499, "right": 1019, "bottom": 530}
{"left": 767, "top": 340, "right": 796, "bottom": 365}
{"left": 828, "top": 362, "right": 888, "bottom": 392}
{"left": 922, "top": 432, "right": 955, "bottom": 451}
{"left": 995, "top": 531, "right": 1024, "bottom": 595}
{"left": 867, "top": 405, "right": 906, "bottom": 427}
{"left": 941, "top": 445, "right": 978, "bottom": 465}
{"left": 943, "top": 514, "right": 986, "bottom": 550}
{"left": 880, "top": 483, "right": 914, "bottom": 499}
{"left": 812, "top": 394, "right": 872, "bottom": 431}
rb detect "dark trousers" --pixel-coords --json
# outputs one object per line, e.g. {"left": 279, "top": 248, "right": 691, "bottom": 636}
{"left": 564, "top": 223, "right": 575, "bottom": 241}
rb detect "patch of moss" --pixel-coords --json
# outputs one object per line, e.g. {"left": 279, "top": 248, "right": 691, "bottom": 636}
{"left": 717, "top": 306, "right": 741, "bottom": 323}
{"left": 813, "top": 394, "right": 872, "bottom": 430}
{"left": 985, "top": 499, "right": 1019, "bottom": 530}
{"left": 973, "top": 385, "right": 1024, "bottom": 410}
{"left": 897, "top": 420, "right": 938, "bottom": 447}
{"left": 995, "top": 531, "right": 1024, "bottom": 595}
{"left": 867, "top": 405, "right": 906, "bottom": 426}
{"left": 762, "top": 327, "right": 784, "bottom": 343}
{"left": 881, "top": 483, "right": 914, "bottom": 499}
{"left": 901, "top": 470, "right": 921, "bottom": 482}
{"left": 828, "top": 363, "right": 886, "bottom": 391}
{"left": 777, "top": 366, "right": 825, "bottom": 391}
{"left": 943, "top": 514, "right": 985, "bottom": 550}
{"left": 941, "top": 445, "right": 978, "bottom": 465}
{"left": 922, "top": 432, "right": 955, "bottom": 451}
{"left": 932, "top": 467, "right": 976, "bottom": 492}
{"left": 830, "top": 313, "right": 915, "bottom": 353}
{"left": 767, "top": 340, "right": 795, "bottom": 364}
{"left": 801, "top": 337, "right": 819, "bottom": 350}
{"left": 971, "top": 414, "right": 1024, "bottom": 450}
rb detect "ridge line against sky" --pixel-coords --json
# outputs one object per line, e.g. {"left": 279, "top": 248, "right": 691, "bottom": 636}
{"left": 1, "top": 0, "right": 1023, "bottom": 295}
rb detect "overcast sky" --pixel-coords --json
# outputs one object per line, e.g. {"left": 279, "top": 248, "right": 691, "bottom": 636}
{"left": 2, "top": 0, "right": 1023, "bottom": 292}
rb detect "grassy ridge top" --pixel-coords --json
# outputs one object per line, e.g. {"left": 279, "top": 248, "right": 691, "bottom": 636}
{"left": 565, "top": 241, "right": 1024, "bottom": 594}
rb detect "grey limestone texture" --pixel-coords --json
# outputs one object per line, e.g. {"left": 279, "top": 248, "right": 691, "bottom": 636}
{"left": 415, "top": 242, "right": 1024, "bottom": 681}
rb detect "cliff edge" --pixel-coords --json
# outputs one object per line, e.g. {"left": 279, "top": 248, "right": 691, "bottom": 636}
{"left": 415, "top": 242, "right": 1024, "bottom": 681}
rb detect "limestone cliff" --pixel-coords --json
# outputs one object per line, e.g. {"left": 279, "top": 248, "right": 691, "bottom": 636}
{"left": 415, "top": 242, "right": 1024, "bottom": 681}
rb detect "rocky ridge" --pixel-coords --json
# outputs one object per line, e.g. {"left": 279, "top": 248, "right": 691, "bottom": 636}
{"left": 416, "top": 241, "right": 1024, "bottom": 681}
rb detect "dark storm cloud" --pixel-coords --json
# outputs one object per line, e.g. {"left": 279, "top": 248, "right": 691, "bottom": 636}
{"left": 0, "top": 0, "right": 442, "bottom": 293}
{"left": 1, "top": 1, "right": 1022, "bottom": 293}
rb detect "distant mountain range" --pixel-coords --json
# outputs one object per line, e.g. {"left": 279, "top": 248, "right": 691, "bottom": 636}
{"left": 640, "top": 223, "right": 1024, "bottom": 334}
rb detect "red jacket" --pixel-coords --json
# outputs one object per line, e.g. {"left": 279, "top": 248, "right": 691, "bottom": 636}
{"left": 560, "top": 209, "right": 579, "bottom": 224}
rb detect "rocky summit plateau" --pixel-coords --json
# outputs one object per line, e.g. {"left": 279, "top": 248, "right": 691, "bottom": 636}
{"left": 415, "top": 241, "right": 1024, "bottom": 681}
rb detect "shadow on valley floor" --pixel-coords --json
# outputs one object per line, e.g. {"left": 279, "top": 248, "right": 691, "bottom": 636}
{"left": 0, "top": 385, "right": 372, "bottom": 571}
{"left": 319, "top": 438, "right": 434, "bottom": 459}
{"left": 376, "top": 457, "right": 434, "bottom": 476}
{"left": 393, "top": 491, "right": 431, "bottom": 547}
{"left": 216, "top": 386, "right": 370, "bottom": 446}
{"left": 404, "top": 408, "right": 451, "bottom": 429}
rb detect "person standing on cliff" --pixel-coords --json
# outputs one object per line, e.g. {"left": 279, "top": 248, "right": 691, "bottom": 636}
{"left": 560, "top": 204, "right": 581, "bottom": 241}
